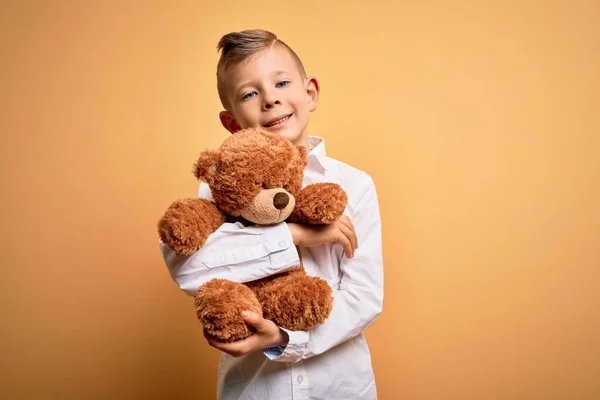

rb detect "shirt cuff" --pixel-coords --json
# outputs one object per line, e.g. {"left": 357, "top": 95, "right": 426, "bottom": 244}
{"left": 262, "top": 328, "right": 309, "bottom": 362}
{"left": 264, "top": 222, "right": 299, "bottom": 272}
{"left": 262, "top": 345, "right": 285, "bottom": 359}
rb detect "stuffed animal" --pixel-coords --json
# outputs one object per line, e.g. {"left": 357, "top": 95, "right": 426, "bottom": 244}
{"left": 158, "top": 128, "right": 348, "bottom": 342}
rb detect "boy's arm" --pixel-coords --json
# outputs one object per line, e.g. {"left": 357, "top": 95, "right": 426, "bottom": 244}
{"left": 160, "top": 183, "right": 300, "bottom": 296}
{"left": 265, "top": 174, "right": 383, "bottom": 362}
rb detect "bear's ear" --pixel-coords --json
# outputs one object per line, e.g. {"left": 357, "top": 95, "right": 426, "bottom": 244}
{"left": 193, "top": 149, "right": 219, "bottom": 185}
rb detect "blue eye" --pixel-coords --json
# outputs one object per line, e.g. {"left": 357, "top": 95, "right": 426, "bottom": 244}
{"left": 276, "top": 80, "right": 290, "bottom": 88}
{"left": 242, "top": 91, "right": 257, "bottom": 101}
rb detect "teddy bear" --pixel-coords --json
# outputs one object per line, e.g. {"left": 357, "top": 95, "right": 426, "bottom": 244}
{"left": 158, "top": 128, "right": 348, "bottom": 342}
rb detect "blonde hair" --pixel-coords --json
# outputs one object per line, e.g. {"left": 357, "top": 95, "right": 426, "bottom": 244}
{"left": 216, "top": 29, "right": 307, "bottom": 109}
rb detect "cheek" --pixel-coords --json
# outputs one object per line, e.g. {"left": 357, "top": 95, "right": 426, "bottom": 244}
{"left": 290, "top": 91, "right": 308, "bottom": 111}
{"left": 237, "top": 104, "right": 261, "bottom": 127}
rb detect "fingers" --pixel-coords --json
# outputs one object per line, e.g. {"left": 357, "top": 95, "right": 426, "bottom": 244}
{"left": 338, "top": 215, "right": 358, "bottom": 249}
{"left": 204, "top": 327, "right": 256, "bottom": 357}
{"left": 203, "top": 312, "right": 279, "bottom": 358}
{"left": 290, "top": 215, "right": 358, "bottom": 258}
{"left": 337, "top": 217, "right": 358, "bottom": 256}
{"left": 240, "top": 311, "right": 264, "bottom": 332}
{"left": 213, "top": 339, "right": 254, "bottom": 358}
{"left": 335, "top": 226, "right": 354, "bottom": 258}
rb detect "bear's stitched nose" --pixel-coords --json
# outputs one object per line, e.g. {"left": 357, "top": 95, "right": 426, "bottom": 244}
{"left": 273, "top": 192, "right": 289, "bottom": 210}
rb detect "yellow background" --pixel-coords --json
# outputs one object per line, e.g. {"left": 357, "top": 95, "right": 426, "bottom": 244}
{"left": 1, "top": 0, "right": 599, "bottom": 399}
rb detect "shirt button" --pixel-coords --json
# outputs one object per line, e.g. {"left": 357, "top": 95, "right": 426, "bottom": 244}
{"left": 297, "top": 375, "right": 303, "bottom": 384}
{"left": 278, "top": 240, "right": 287, "bottom": 248}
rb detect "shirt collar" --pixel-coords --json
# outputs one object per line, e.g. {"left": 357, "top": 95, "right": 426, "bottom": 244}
{"left": 307, "top": 136, "right": 330, "bottom": 171}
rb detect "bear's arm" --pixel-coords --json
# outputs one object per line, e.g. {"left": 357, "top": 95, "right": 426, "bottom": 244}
{"left": 159, "top": 182, "right": 301, "bottom": 297}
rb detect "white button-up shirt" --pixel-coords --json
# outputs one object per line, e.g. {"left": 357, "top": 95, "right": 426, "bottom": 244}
{"left": 161, "top": 136, "right": 384, "bottom": 400}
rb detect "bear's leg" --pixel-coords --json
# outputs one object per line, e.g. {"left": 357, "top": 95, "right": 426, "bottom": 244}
{"left": 195, "top": 279, "right": 262, "bottom": 342}
{"left": 254, "top": 269, "right": 333, "bottom": 331}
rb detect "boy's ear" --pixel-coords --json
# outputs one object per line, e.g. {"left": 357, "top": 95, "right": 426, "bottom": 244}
{"left": 306, "top": 76, "right": 320, "bottom": 112}
{"left": 193, "top": 149, "right": 219, "bottom": 185}
{"left": 219, "top": 111, "right": 241, "bottom": 134}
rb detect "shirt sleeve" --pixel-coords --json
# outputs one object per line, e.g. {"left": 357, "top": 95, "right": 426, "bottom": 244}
{"left": 160, "top": 183, "right": 301, "bottom": 297}
{"left": 264, "top": 174, "right": 384, "bottom": 362}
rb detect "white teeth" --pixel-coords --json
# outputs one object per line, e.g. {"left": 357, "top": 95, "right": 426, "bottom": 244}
{"left": 265, "top": 115, "right": 290, "bottom": 127}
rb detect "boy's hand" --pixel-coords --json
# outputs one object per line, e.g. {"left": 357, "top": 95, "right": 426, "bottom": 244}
{"left": 204, "top": 311, "right": 289, "bottom": 358}
{"left": 288, "top": 215, "right": 359, "bottom": 258}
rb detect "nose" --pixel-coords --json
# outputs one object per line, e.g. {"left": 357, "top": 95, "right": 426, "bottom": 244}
{"left": 273, "top": 192, "right": 289, "bottom": 210}
{"left": 263, "top": 91, "right": 281, "bottom": 110}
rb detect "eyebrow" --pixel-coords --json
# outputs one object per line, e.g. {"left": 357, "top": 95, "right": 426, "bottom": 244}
{"left": 234, "top": 83, "right": 252, "bottom": 99}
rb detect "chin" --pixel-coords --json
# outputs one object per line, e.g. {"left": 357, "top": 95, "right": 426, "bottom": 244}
{"left": 278, "top": 128, "right": 306, "bottom": 145}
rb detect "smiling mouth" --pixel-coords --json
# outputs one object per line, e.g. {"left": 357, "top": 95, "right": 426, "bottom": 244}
{"left": 264, "top": 114, "right": 292, "bottom": 128}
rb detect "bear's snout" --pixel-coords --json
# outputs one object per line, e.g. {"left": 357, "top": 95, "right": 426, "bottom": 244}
{"left": 238, "top": 188, "right": 295, "bottom": 224}
{"left": 273, "top": 192, "right": 289, "bottom": 210}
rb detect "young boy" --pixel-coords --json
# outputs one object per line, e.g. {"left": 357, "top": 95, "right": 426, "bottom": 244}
{"left": 160, "top": 29, "right": 384, "bottom": 400}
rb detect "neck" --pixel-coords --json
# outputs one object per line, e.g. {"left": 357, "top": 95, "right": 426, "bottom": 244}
{"left": 293, "top": 132, "right": 309, "bottom": 149}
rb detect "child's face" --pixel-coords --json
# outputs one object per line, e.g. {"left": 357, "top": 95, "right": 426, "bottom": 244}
{"left": 219, "top": 44, "right": 319, "bottom": 147}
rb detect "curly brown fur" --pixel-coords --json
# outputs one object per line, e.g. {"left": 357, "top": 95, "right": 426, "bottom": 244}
{"left": 162, "top": 128, "right": 342, "bottom": 339}
{"left": 196, "top": 279, "right": 263, "bottom": 342}
{"left": 288, "top": 183, "right": 348, "bottom": 225}
{"left": 194, "top": 128, "right": 308, "bottom": 215}
{"left": 245, "top": 266, "right": 304, "bottom": 296}
{"left": 255, "top": 269, "right": 333, "bottom": 330}
{"left": 193, "top": 149, "right": 219, "bottom": 185}
{"left": 158, "top": 198, "right": 226, "bottom": 255}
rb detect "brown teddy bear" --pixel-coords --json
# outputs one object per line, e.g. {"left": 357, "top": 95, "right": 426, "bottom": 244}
{"left": 158, "top": 128, "right": 348, "bottom": 342}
